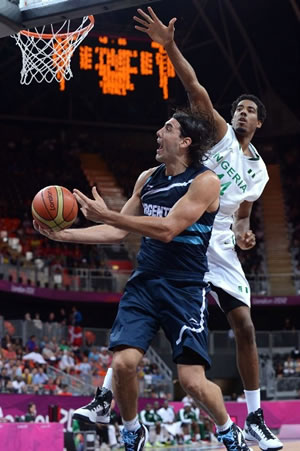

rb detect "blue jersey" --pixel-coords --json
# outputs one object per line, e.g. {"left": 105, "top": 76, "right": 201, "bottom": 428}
{"left": 137, "top": 164, "right": 218, "bottom": 280}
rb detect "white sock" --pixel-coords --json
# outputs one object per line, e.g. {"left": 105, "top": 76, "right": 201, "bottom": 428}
{"left": 103, "top": 368, "right": 113, "bottom": 392}
{"left": 123, "top": 415, "right": 140, "bottom": 432}
{"left": 244, "top": 389, "right": 260, "bottom": 414}
{"left": 216, "top": 415, "right": 233, "bottom": 433}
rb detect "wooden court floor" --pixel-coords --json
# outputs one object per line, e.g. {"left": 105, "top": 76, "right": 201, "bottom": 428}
{"left": 251, "top": 442, "right": 300, "bottom": 451}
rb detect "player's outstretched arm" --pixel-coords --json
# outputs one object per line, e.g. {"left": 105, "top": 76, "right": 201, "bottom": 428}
{"left": 134, "top": 7, "right": 227, "bottom": 142}
{"left": 83, "top": 170, "right": 220, "bottom": 242}
{"left": 34, "top": 169, "right": 155, "bottom": 244}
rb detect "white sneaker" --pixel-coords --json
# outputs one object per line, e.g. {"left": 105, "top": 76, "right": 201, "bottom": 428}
{"left": 73, "top": 387, "right": 112, "bottom": 424}
{"left": 244, "top": 408, "right": 283, "bottom": 450}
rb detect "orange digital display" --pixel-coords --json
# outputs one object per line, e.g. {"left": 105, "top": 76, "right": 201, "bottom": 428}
{"left": 57, "top": 36, "right": 175, "bottom": 99}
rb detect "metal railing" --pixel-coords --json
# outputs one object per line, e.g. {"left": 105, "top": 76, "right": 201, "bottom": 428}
{"left": 2, "top": 261, "right": 299, "bottom": 295}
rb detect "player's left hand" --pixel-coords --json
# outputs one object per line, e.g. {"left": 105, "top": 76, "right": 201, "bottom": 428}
{"left": 73, "top": 187, "right": 109, "bottom": 223}
{"left": 236, "top": 230, "right": 256, "bottom": 250}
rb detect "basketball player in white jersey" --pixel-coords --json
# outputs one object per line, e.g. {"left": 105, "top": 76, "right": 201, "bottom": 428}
{"left": 129, "top": 7, "right": 282, "bottom": 451}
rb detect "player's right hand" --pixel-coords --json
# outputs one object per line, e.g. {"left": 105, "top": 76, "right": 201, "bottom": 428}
{"left": 33, "top": 220, "right": 65, "bottom": 241}
{"left": 134, "top": 6, "right": 176, "bottom": 48}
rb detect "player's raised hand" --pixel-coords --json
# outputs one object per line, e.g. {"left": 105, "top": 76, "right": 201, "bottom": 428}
{"left": 134, "top": 6, "right": 176, "bottom": 47}
{"left": 73, "top": 187, "right": 109, "bottom": 223}
{"left": 236, "top": 230, "right": 256, "bottom": 250}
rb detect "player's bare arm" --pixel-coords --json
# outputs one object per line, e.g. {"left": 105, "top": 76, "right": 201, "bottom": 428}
{"left": 134, "top": 7, "right": 227, "bottom": 141}
{"left": 80, "top": 170, "right": 220, "bottom": 243}
{"left": 34, "top": 168, "right": 157, "bottom": 244}
{"left": 233, "top": 200, "right": 256, "bottom": 250}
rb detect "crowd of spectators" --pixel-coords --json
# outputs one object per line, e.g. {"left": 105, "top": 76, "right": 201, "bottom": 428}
{"left": 274, "top": 348, "right": 300, "bottom": 379}
{"left": 0, "top": 313, "right": 168, "bottom": 400}
{"left": 279, "top": 145, "right": 300, "bottom": 279}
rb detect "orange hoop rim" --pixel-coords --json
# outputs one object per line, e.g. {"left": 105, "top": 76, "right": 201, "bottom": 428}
{"left": 19, "top": 14, "right": 94, "bottom": 39}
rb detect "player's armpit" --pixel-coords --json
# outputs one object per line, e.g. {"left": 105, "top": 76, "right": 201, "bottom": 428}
{"left": 120, "top": 167, "right": 159, "bottom": 217}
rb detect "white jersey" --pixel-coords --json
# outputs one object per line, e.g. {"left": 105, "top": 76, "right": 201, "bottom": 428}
{"left": 204, "top": 124, "right": 269, "bottom": 305}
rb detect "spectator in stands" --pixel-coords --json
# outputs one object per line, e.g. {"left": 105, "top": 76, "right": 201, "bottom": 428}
{"left": 42, "top": 342, "right": 56, "bottom": 361}
{"left": 3, "top": 343, "right": 17, "bottom": 360}
{"left": 88, "top": 347, "right": 100, "bottom": 363}
{"left": 1, "top": 333, "right": 13, "bottom": 350}
{"left": 26, "top": 335, "right": 37, "bottom": 352}
{"left": 283, "top": 356, "right": 296, "bottom": 376}
{"left": 32, "top": 366, "right": 48, "bottom": 386}
{"left": 44, "top": 377, "right": 58, "bottom": 395}
{"left": 59, "top": 350, "right": 75, "bottom": 373}
{"left": 58, "top": 308, "right": 67, "bottom": 325}
{"left": 58, "top": 384, "right": 73, "bottom": 396}
{"left": 47, "top": 312, "right": 56, "bottom": 323}
{"left": 47, "top": 336, "right": 59, "bottom": 353}
{"left": 99, "top": 347, "right": 112, "bottom": 370}
{"left": 24, "top": 313, "right": 32, "bottom": 321}
{"left": 24, "top": 402, "right": 37, "bottom": 422}
{"left": 76, "top": 356, "right": 92, "bottom": 377}
{"left": 72, "top": 306, "right": 83, "bottom": 326}
{"left": 12, "top": 375, "right": 26, "bottom": 393}
{"left": 22, "top": 367, "right": 33, "bottom": 386}
{"left": 0, "top": 368, "right": 10, "bottom": 392}
{"left": 33, "top": 313, "right": 43, "bottom": 330}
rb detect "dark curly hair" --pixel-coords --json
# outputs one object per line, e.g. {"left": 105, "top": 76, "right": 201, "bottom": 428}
{"left": 231, "top": 94, "right": 267, "bottom": 123}
{"left": 172, "top": 107, "right": 216, "bottom": 168}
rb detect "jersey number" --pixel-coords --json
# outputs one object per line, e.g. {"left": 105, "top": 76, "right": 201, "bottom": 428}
{"left": 217, "top": 173, "right": 231, "bottom": 196}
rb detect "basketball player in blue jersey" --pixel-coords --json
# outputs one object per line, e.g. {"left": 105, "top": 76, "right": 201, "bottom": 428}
{"left": 131, "top": 7, "right": 283, "bottom": 451}
{"left": 34, "top": 109, "right": 251, "bottom": 451}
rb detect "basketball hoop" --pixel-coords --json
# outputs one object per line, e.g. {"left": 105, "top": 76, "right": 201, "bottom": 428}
{"left": 11, "top": 15, "right": 94, "bottom": 85}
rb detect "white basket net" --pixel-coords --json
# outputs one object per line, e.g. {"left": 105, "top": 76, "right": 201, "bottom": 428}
{"left": 11, "top": 16, "right": 94, "bottom": 85}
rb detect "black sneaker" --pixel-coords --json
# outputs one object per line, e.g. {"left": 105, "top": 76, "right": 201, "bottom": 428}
{"left": 121, "top": 424, "right": 148, "bottom": 451}
{"left": 244, "top": 408, "right": 283, "bottom": 450}
{"left": 217, "top": 423, "right": 252, "bottom": 451}
{"left": 72, "top": 387, "right": 112, "bottom": 424}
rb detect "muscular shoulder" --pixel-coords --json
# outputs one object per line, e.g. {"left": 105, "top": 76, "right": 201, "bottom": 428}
{"left": 193, "top": 168, "right": 220, "bottom": 187}
{"left": 133, "top": 166, "right": 160, "bottom": 194}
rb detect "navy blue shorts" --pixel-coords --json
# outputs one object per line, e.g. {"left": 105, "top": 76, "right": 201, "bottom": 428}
{"left": 109, "top": 271, "right": 211, "bottom": 368}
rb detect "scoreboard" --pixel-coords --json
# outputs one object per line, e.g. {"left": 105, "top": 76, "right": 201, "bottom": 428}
{"left": 59, "top": 36, "right": 175, "bottom": 100}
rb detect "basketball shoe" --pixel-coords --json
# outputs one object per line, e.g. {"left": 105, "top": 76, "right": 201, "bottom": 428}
{"left": 217, "top": 423, "right": 252, "bottom": 451}
{"left": 244, "top": 408, "right": 283, "bottom": 450}
{"left": 121, "top": 424, "right": 148, "bottom": 451}
{"left": 72, "top": 387, "right": 112, "bottom": 424}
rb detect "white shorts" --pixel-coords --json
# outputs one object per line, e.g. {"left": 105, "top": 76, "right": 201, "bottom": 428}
{"left": 204, "top": 230, "right": 251, "bottom": 308}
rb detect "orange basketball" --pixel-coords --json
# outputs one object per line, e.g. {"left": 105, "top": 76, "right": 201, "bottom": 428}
{"left": 32, "top": 185, "right": 78, "bottom": 231}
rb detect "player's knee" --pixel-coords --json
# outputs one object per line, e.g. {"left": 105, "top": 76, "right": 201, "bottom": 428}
{"left": 234, "top": 320, "right": 256, "bottom": 345}
{"left": 112, "top": 353, "right": 137, "bottom": 379}
{"left": 179, "top": 377, "right": 207, "bottom": 402}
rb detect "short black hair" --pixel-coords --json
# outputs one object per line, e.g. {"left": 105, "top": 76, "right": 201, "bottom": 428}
{"left": 231, "top": 94, "right": 267, "bottom": 123}
{"left": 172, "top": 107, "right": 216, "bottom": 168}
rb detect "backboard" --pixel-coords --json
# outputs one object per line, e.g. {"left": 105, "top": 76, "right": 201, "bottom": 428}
{"left": 0, "top": 0, "right": 161, "bottom": 37}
